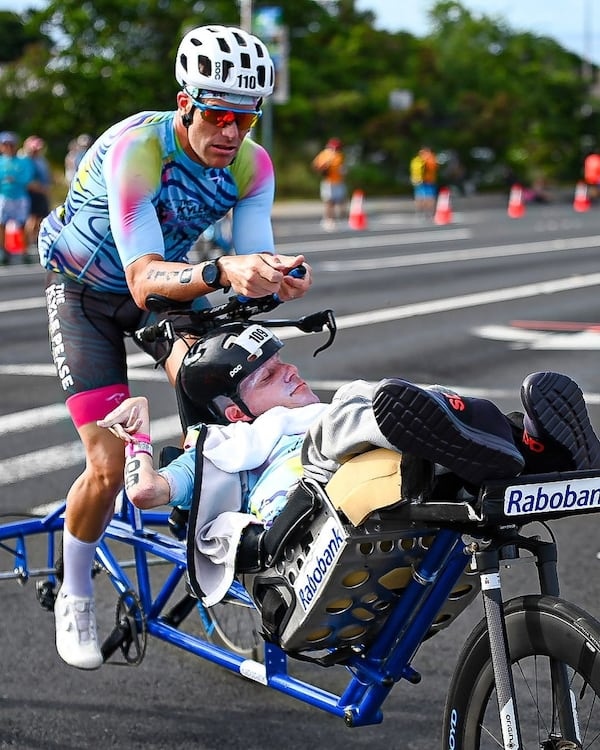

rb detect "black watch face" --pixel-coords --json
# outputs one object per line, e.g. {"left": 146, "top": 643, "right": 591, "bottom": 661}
{"left": 203, "top": 262, "right": 219, "bottom": 286}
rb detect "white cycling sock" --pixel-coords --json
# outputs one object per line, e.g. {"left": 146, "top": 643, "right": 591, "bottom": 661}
{"left": 60, "top": 526, "right": 101, "bottom": 598}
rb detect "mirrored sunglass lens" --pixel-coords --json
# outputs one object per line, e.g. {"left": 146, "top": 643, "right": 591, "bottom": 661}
{"left": 235, "top": 113, "right": 259, "bottom": 129}
{"left": 200, "top": 107, "right": 258, "bottom": 129}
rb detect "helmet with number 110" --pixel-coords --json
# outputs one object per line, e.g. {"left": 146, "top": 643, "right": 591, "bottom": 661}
{"left": 175, "top": 25, "right": 275, "bottom": 99}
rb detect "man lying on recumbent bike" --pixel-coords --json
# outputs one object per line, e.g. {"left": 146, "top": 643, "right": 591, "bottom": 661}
{"left": 99, "top": 322, "right": 600, "bottom": 605}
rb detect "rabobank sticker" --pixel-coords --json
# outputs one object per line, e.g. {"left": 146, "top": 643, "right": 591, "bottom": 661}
{"left": 504, "top": 477, "right": 600, "bottom": 516}
{"left": 293, "top": 516, "right": 346, "bottom": 611}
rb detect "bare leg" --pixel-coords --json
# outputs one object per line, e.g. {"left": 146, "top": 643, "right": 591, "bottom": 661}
{"left": 56, "top": 422, "right": 126, "bottom": 669}
{"left": 65, "top": 422, "right": 127, "bottom": 540}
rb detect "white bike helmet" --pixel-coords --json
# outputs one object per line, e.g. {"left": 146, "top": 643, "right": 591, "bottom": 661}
{"left": 175, "top": 25, "right": 275, "bottom": 99}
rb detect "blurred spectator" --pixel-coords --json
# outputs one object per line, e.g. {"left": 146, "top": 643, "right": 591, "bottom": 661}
{"left": 0, "top": 131, "right": 35, "bottom": 264}
{"left": 64, "top": 133, "right": 92, "bottom": 183}
{"left": 311, "top": 137, "right": 347, "bottom": 231}
{"left": 523, "top": 176, "right": 552, "bottom": 205}
{"left": 22, "top": 135, "right": 52, "bottom": 254}
{"left": 410, "top": 146, "right": 438, "bottom": 218}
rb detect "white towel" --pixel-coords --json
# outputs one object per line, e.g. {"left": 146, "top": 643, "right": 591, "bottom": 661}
{"left": 203, "top": 403, "right": 327, "bottom": 471}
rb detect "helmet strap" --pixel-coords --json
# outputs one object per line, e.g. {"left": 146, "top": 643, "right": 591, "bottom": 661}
{"left": 232, "top": 393, "right": 257, "bottom": 422}
{"left": 182, "top": 109, "right": 194, "bottom": 128}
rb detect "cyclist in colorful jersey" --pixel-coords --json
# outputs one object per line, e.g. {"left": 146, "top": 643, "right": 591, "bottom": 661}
{"left": 42, "top": 25, "right": 312, "bottom": 671}
{"left": 98, "top": 323, "right": 600, "bottom": 606}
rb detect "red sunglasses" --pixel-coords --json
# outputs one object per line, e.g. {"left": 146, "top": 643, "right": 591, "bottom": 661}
{"left": 191, "top": 101, "right": 262, "bottom": 130}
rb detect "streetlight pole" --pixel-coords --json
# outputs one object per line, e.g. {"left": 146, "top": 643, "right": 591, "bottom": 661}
{"left": 583, "top": 0, "right": 593, "bottom": 81}
{"left": 240, "top": 0, "right": 252, "bottom": 32}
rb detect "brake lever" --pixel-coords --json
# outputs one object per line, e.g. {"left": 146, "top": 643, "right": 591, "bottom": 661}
{"left": 261, "top": 309, "right": 337, "bottom": 356}
{"left": 309, "top": 310, "right": 336, "bottom": 356}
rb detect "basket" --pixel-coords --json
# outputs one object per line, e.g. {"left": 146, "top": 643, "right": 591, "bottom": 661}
{"left": 248, "top": 484, "right": 479, "bottom": 655}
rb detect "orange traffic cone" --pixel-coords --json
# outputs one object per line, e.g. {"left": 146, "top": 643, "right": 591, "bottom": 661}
{"left": 433, "top": 187, "right": 453, "bottom": 225}
{"left": 4, "top": 220, "right": 26, "bottom": 255}
{"left": 573, "top": 181, "right": 591, "bottom": 212}
{"left": 348, "top": 189, "right": 368, "bottom": 230}
{"left": 507, "top": 184, "right": 526, "bottom": 219}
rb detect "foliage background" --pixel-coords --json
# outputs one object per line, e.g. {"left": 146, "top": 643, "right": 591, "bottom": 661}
{"left": 1, "top": 0, "right": 599, "bottom": 198}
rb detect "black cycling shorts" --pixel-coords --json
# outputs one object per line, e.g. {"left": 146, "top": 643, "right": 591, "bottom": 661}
{"left": 44, "top": 268, "right": 174, "bottom": 393}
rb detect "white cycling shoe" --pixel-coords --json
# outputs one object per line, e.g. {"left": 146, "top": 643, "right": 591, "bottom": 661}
{"left": 54, "top": 590, "right": 103, "bottom": 670}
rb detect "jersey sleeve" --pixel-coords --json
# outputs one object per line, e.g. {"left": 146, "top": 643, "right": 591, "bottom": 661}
{"left": 159, "top": 448, "right": 196, "bottom": 509}
{"left": 230, "top": 139, "right": 275, "bottom": 254}
{"left": 102, "top": 127, "right": 166, "bottom": 266}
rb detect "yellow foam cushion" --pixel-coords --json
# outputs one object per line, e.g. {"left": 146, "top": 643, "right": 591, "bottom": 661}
{"left": 325, "top": 448, "right": 402, "bottom": 526}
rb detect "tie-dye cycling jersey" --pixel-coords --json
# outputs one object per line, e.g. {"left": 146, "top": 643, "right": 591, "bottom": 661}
{"left": 39, "top": 111, "right": 275, "bottom": 294}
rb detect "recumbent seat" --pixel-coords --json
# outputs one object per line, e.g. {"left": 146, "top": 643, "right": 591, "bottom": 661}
{"left": 245, "top": 449, "right": 480, "bottom": 657}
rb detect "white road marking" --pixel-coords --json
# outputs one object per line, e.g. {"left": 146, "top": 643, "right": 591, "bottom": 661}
{"left": 474, "top": 325, "right": 600, "bottom": 351}
{"left": 276, "top": 273, "right": 600, "bottom": 339}
{"left": 0, "top": 414, "right": 182, "bottom": 486}
{"left": 317, "top": 235, "right": 600, "bottom": 270}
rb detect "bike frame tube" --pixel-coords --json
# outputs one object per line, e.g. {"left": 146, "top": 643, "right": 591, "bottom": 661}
{"left": 0, "top": 507, "right": 476, "bottom": 726}
{"left": 0, "top": 500, "right": 580, "bottom": 731}
{"left": 338, "top": 529, "right": 470, "bottom": 725}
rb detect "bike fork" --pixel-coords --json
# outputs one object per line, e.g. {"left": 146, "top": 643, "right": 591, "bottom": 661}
{"left": 472, "top": 544, "right": 581, "bottom": 749}
{"left": 472, "top": 547, "right": 523, "bottom": 750}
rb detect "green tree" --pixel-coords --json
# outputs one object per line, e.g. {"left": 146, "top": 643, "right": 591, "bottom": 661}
{"left": 0, "top": 0, "right": 595, "bottom": 194}
{"left": 0, "top": 10, "right": 46, "bottom": 63}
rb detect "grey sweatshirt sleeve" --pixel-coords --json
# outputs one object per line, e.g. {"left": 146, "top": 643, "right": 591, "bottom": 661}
{"left": 301, "top": 379, "right": 396, "bottom": 485}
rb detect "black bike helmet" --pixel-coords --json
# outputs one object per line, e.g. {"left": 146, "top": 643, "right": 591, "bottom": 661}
{"left": 176, "top": 322, "right": 283, "bottom": 428}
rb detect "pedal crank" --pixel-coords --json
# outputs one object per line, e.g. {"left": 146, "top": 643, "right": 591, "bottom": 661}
{"left": 35, "top": 579, "right": 56, "bottom": 611}
{"left": 101, "top": 590, "right": 147, "bottom": 666}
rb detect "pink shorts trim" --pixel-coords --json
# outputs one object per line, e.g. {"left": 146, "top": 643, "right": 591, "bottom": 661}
{"left": 66, "top": 384, "right": 131, "bottom": 429}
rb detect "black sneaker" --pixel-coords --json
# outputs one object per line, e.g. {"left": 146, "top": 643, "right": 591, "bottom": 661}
{"left": 373, "top": 378, "right": 525, "bottom": 486}
{"left": 520, "top": 371, "right": 600, "bottom": 470}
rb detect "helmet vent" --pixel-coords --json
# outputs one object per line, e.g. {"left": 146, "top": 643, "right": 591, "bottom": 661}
{"left": 233, "top": 31, "right": 248, "bottom": 47}
{"left": 197, "top": 55, "right": 211, "bottom": 77}
{"left": 257, "top": 67, "right": 266, "bottom": 87}
{"left": 254, "top": 42, "right": 265, "bottom": 59}
{"left": 240, "top": 52, "right": 251, "bottom": 70}
{"left": 222, "top": 59, "right": 234, "bottom": 81}
{"left": 217, "top": 36, "right": 231, "bottom": 53}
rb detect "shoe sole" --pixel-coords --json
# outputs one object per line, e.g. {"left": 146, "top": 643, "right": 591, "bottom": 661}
{"left": 373, "top": 380, "right": 525, "bottom": 486}
{"left": 521, "top": 372, "right": 600, "bottom": 470}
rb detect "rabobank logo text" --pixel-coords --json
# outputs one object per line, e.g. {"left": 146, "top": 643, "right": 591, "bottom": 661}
{"left": 504, "top": 477, "right": 600, "bottom": 516}
{"left": 294, "top": 517, "right": 345, "bottom": 611}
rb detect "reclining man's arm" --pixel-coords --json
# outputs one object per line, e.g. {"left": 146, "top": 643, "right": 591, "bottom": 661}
{"left": 98, "top": 396, "right": 171, "bottom": 509}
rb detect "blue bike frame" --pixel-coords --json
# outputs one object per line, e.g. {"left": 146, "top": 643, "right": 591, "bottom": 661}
{"left": 0, "top": 496, "right": 471, "bottom": 728}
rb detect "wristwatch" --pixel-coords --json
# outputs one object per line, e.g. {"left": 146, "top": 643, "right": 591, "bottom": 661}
{"left": 201, "top": 259, "right": 226, "bottom": 290}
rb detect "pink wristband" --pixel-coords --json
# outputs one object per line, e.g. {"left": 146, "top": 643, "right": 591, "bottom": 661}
{"left": 132, "top": 433, "right": 151, "bottom": 443}
{"left": 125, "top": 441, "right": 153, "bottom": 459}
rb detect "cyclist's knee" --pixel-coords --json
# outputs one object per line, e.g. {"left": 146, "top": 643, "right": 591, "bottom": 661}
{"left": 81, "top": 460, "right": 124, "bottom": 501}
{"left": 79, "top": 427, "right": 126, "bottom": 496}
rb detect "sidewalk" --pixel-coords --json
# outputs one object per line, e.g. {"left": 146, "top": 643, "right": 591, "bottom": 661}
{"left": 271, "top": 188, "right": 574, "bottom": 220}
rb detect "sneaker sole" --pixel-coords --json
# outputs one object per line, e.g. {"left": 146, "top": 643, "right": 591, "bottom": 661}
{"left": 373, "top": 380, "right": 525, "bottom": 485}
{"left": 521, "top": 372, "right": 600, "bottom": 470}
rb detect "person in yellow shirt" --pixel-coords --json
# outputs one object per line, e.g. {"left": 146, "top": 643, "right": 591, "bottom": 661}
{"left": 410, "top": 145, "right": 438, "bottom": 217}
{"left": 312, "top": 138, "right": 347, "bottom": 231}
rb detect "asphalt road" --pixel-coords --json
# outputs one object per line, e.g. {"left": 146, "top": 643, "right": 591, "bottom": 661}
{"left": 2, "top": 195, "right": 600, "bottom": 749}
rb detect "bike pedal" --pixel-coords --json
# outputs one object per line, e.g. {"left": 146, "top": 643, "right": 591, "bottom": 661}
{"left": 35, "top": 579, "right": 56, "bottom": 611}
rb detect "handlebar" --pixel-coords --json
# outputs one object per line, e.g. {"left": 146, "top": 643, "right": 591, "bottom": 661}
{"left": 133, "top": 264, "right": 336, "bottom": 362}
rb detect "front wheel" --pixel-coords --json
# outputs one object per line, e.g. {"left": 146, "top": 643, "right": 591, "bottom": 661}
{"left": 198, "top": 598, "right": 263, "bottom": 660}
{"left": 443, "top": 595, "right": 600, "bottom": 749}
